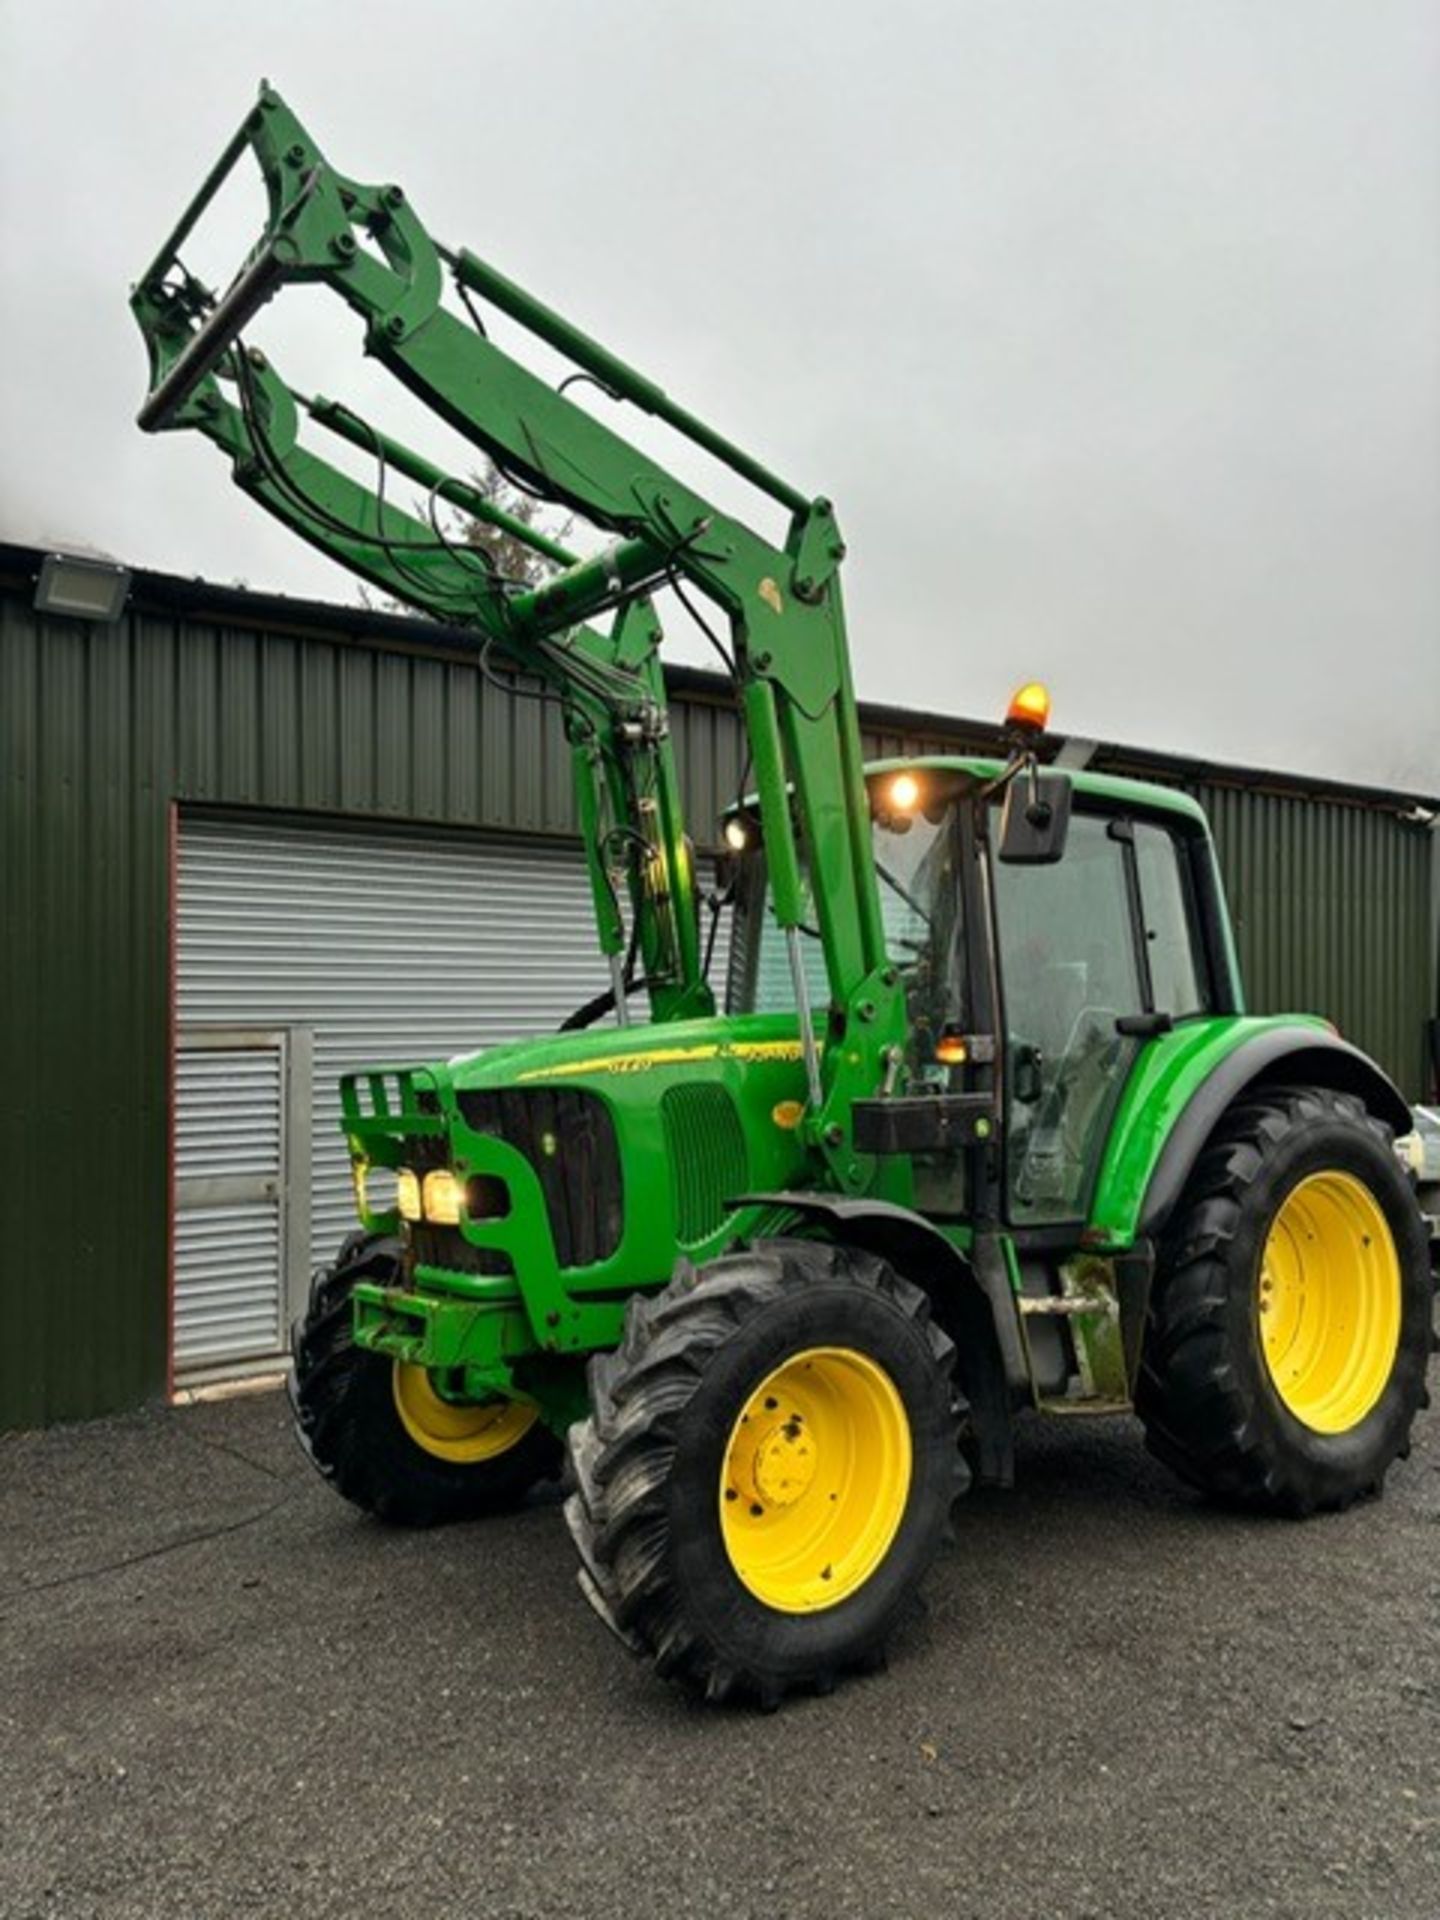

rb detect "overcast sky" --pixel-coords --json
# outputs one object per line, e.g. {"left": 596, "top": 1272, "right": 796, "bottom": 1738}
{"left": 2, "top": 1, "right": 1437, "bottom": 791}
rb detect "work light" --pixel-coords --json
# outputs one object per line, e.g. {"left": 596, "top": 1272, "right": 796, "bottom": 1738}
{"left": 34, "top": 552, "right": 131, "bottom": 623}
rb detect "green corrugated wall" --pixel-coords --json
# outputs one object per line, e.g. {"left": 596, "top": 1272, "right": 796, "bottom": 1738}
{"left": 1193, "top": 783, "right": 1434, "bottom": 1100}
{"left": 2, "top": 556, "right": 1434, "bottom": 1427}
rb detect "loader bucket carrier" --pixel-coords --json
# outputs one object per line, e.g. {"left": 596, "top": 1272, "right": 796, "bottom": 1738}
{"left": 134, "top": 85, "right": 1434, "bottom": 1709}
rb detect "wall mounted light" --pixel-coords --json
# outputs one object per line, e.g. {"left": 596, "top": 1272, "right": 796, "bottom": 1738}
{"left": 34, "top": 552, "right": 132, "bottom": 624}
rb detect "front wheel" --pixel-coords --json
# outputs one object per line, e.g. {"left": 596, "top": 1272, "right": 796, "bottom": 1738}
{"left": 565, "top": 1239, "right": 968, "bottom": 1707}
{"left": 289, "top": 1231, "right": 562, "bottom": 1526}
{"left": 1137, "top": 1086, "right": 1434, "bottom": 1514}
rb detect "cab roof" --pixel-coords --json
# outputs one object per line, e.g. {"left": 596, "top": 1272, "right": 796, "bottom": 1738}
{"left": 865, "top": 755, "right": 1211, "bottom": 830}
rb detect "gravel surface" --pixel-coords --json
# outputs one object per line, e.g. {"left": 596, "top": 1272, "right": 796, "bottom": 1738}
{"left": 2, "top": 1387, "right": 1437, "bottom": 1919}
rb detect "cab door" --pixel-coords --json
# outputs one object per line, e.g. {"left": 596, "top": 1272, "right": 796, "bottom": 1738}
{"left": 990, "top": 812, "right": 1148, "bottom": 1226}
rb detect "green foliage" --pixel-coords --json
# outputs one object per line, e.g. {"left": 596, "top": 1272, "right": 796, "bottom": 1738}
{"left": 358, "top": 459, "right": 572, "bottom": 616}
{"left": 454, "top": 462, "right": 573, "bottom": 588}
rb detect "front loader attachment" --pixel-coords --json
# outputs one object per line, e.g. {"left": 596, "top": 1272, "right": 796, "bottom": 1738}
{"left": 132, "top": 81, "right": 908, "bottom": 1185}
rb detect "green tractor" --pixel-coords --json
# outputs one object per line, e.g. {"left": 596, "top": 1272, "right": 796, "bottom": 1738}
{"left": 135, "top": 86, "right": 1435, "bottom": 1707}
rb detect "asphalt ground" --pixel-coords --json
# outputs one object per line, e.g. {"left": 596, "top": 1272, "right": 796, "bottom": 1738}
{"left": 3, "top": 1388, "right": 1438, "bottom": 1920}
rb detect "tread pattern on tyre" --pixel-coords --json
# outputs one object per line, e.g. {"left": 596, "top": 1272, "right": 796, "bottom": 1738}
{"left": 289, "top": 1230, "right": 560, "bottom": 1527}
{"left": 566, "top": 1237, "right": 968, "bottom": 1707}
{"left": 1136, "top": 1085, "right": 1433, "bottom": 1516}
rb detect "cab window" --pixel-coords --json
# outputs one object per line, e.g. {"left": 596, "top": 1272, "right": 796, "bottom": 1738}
{"left": 1133, "top": 821, "right": 1209, "bottom": 1017}
{"left": 729, "top": 801, "right": 969, "bottom": 1077}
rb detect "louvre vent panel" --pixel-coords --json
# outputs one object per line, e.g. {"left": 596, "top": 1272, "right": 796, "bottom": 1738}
{"left": 174, "top": 1051, "right": 282, "bottom": 1182}
{"left": 173, "top": 1203, "right": 283, "bottom": 1366}
{"left": 173, "top": 1047, "right": 286, "bottom": 1369}
{"left": 661, "top": 1083, "right": 748, "bottom": 1245}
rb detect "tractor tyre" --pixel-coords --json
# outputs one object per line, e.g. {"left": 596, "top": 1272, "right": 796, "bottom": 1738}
{"left": 289, "top": 1230, "right": 561, "bottom": 1526}
{"left": 1137, "top": 1086, "right": 1434, "bottom": 1515}
{"left": 565, "top": 1238, "right": 968, "bottom": 1707}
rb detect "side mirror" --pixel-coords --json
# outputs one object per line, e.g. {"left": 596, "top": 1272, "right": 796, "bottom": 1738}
{"left": 999, "top": 769, "right": 1072, "bottom": 865}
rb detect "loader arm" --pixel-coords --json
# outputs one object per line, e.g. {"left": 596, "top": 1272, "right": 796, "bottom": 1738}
{"left": 132, "top": 82, "right": 902, "bottom": 1188}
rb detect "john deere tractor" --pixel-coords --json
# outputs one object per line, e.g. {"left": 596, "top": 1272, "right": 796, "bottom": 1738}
{"left": 134, "top": 86, "right": 1435, "bottom": 1706}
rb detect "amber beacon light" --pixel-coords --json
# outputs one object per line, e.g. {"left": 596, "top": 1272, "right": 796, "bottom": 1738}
{"left": 1005, "top": 681, "right": 1051, "bottom": 734}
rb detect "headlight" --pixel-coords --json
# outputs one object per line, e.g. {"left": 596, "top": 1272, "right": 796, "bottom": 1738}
{"left": 421, "top": 1169, "right": 463, "bottom": 1225}
{"left": 392, "top": 1167, "right": 464, "bottom": 1223}
{"left": 396, "top": 1169, "right": 422, "bottom": 1221}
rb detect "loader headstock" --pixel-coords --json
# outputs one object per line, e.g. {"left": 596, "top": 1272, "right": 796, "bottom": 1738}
{"left": 133, "top": 83, "right": 435, "bottom": 433}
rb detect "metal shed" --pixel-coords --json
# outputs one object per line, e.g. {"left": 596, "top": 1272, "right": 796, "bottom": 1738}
{"left": 2, "top": 541, "right": 1435, "bottom": 1427}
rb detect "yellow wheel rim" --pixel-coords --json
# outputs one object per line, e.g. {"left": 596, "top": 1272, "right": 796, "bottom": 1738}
{"left": 391, "top": 1364, "right": 539, "bottom": 1465}
{"left": 1258, "top": 1170, "right": 1402, "bottom": 1434}
{"left": 718, "top": 1345, "right": 913, "bottom": 1613}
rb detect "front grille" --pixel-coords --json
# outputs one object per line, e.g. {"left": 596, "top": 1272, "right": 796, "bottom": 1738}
{"left": 456, "top": 1086, "right": 623, "bottom": 1269}
{"left": 400, "top": 1131, "right": 449, "bottom": 1172}
{"left": 408, "top": 1223, "right": 512, "bottom": 1277}
{"left": 662, "top": 1083, "right": 747, "bottom": 1245}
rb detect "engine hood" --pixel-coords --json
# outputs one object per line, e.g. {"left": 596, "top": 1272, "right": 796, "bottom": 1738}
{"left": 438, "top": 1009, "right": 811, "bottom": 1094}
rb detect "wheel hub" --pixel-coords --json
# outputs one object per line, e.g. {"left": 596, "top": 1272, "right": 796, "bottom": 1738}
{"left": 1258, "top": 1169, "right": 1401, "bottom": 1434}
{"left": 749, "top": 1418, "right": 818, "bottom": 1508}
{"left": 719, "top": 1345, "right": 913, "bottom": 1614}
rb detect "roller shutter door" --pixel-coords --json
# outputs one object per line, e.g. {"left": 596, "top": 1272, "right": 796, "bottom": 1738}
{"left": 173, "top": 813, "right": 730, "bottom": 1378}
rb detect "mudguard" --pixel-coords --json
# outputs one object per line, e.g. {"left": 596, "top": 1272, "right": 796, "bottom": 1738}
{"left": 1138, "top": 1027, "right": 1413, "bottom": 1237}
{"left": 737, "top": 1192, "right": 1015, "bottom": 1487}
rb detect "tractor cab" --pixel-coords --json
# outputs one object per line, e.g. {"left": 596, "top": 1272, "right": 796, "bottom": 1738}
{"left": 724, "top": 740, "right": 1239, "bottom": 1234}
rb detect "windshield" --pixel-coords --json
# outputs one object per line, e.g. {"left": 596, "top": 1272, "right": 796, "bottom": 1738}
{"left": 726, "top": 797, "right": 968, "bottom": 1085}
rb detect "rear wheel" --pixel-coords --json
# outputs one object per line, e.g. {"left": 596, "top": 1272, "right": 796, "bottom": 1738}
{"left": 289, "top": 1231, "right": 562, "bottom": 1526}
{"left": 1137, "top": 1087, "right": 1433, "bottom": 1514}
{"left": 565, "top": 1239, "right": 967, "bottom": 1706}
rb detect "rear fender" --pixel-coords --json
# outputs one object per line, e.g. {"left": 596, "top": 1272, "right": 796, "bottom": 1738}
{"left": 1137, "top": 1029, "right": 1412, "bottom": 1239}
{"left": 739, "top": 1192, "right": 1015, "bottom": 1487}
